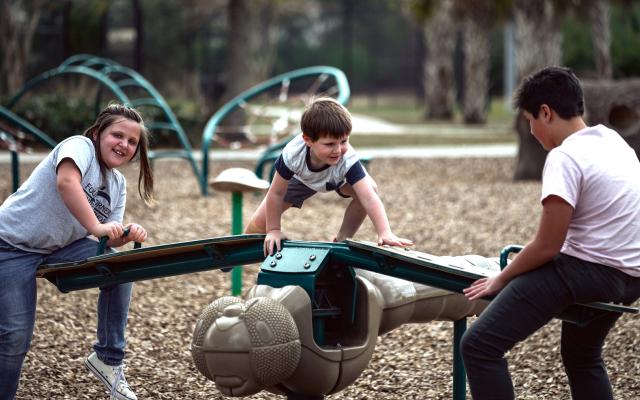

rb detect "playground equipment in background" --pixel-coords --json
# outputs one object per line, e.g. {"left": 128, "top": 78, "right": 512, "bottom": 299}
{"left": 4, "top": 54, "right": 201, "bottom": 193}
{"left": 2, "top": 54, "right": 350, "bottom": 195}
{"left": 36, "top": 235, "right": 638, "bottom": 400}
{"left": 200, "top": 65, "right": 350, "bottom": 194}
{"left": 0, "top": 105, "right": 57, "bottom": 192}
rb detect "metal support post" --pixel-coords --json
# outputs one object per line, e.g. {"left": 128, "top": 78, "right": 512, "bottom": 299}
{"left": 453, "top": 318, "right": 467, "bottom": 400}
{"left": 231, "top": 192, "right": 244, "bottom": 295}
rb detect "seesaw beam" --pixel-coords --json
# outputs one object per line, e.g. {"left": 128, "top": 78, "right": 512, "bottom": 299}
{"left": 37, "top": 235, "right": 637, "bottom": 400}
{"left": 37, "top": 235, "right": 266, "bottom": 293}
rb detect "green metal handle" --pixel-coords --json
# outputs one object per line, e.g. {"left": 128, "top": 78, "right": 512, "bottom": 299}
{"left": 499, "top": 244, "right": 524, "bottom": 270}
{"left": 96, "top": 227, "right": 142, "bottom": 255}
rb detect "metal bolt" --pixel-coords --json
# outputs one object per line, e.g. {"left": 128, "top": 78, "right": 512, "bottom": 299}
{"left": 275, "top": 252, "right": 282, "bottom": 259}
{"left": 303, "top": 262, "right": 311, "bottom": 269}
{"left": 309, "top": 255, "right": 316, "bottom": 261}
{"left": 270, "top": 261, "right": 277, "bottom": 267}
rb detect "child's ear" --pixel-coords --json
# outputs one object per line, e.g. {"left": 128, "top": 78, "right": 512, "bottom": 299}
{"left": 540, "top": 104, "right": 552, "bottom": 122}
{"left": 302, "top": 133, "right": 314, "bottom": 147}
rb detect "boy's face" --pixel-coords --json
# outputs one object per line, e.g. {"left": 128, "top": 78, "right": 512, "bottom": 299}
{"left": 303, "top": 133, "right": 350, "bottom": 168}
{"left": 523, "top": 108, "right": 553, "bottom": 151}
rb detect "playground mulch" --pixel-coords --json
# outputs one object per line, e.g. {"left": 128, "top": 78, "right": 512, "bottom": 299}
{"left": 4, "top": 156, "right": 638, "bottom": 400}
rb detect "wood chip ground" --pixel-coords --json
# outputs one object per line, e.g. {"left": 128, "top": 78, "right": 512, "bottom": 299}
{"left": 3, "top": 157, "right": 638, "bottom": 399}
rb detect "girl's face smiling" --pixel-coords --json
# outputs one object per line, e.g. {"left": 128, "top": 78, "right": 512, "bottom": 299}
{"left": 95, "top": 118, "right": 141, "bottom": 169}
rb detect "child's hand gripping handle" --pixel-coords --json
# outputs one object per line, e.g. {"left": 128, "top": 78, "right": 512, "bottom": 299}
{"left": 97, "top": 227, "right": 142, "bottom": 255}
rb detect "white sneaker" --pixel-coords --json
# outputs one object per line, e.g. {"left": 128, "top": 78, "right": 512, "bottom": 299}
{"left": 85, "top": 352, "right": 138, "bottom": 400}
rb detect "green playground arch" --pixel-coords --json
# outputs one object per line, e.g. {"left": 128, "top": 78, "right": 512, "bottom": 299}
{"left": 201, "top": 66, "right": 350, "bottom": 195}
{"left": 6, "top": 55, "right": 204, "bottom": 193}
{"left": 4, "top": 55, "right": 350, "bottom": 196}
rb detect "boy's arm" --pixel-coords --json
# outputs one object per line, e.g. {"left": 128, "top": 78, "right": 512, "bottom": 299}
{"left": 264, "top": 171, "right": 289, "bottom": 256}
{"left": 351, "top": 178, "right": 413, "bottom": 247}
{"left": 464, "top": 195, "right": 573, "bottom": 300}
{"left": 56, "top": 159, "right": 125, "bottom": 240}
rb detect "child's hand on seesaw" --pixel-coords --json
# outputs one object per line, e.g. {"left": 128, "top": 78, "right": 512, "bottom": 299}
{"left": 463, "top": 275, "right": 507, "bottom": 300}
{"left": 377, "top": 233, "right": 413, "bottom": 247}
{"left": 91, "top": 221, "right": 125, "bottom": 240}
{"left": 123, "top": 223, "right": 148, "bottom": 243}
{"left": 264, "top": 229, "right": 287, "bottom": 256}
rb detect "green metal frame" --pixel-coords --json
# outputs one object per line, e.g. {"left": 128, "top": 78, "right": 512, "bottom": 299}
{"left": 5, "top": 54, "right": 205, "bottom": 193}
{"left": 6, "top": 56, "right": 350, "bottom": 196}
{"left": 201, "top": 66, "right": 350, "bottom": 195}
{"left": 0, "top": 105, "right": 60, "bottom": 192}
{"left": 36, "top": 236, "right": 638, "bottom": 400}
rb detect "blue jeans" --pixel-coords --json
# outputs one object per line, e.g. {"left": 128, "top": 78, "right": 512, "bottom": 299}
{"left": 460, "top": 253, "right": 640, "bottom": 400}
{"left": 0, "top": 238, "right": 133, "bottom": 400}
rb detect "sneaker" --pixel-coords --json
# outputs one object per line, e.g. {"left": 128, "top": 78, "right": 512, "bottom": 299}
{"left": 85, "top": 352, "right": 138, "bottom": 400}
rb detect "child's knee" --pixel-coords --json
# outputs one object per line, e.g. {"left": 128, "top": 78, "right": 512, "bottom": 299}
{"left": 0, "top": 327, "right": 32, "bottom": 357}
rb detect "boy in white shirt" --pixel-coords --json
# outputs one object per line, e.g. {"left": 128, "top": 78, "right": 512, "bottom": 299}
{"left": 462, "top": 66, "right": 640, "bottom": 399}
{"left": 246, "top": 97, "right": 412, "bottom": 256}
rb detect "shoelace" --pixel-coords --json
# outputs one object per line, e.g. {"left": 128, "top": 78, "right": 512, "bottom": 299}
{"left": 110, "top": 364, "right": 130, "bottom": 399}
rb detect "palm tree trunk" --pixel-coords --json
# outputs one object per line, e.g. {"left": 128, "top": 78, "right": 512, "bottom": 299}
{"left": 423, "top": 0, "right": 456, "bottom": 121}
{"left": 226, "top": 0, "right": 277, "bottom": 101}
{"left": 513, "top": 0, "right": 563, "bottom": 180}
{"left": 461, "top": 11, "right": 491, "bottom": 124}
{"left": 586, "top": 0, "right": 612, "bottom": 79}
{"left": 0, "top": 0, "right": 43, "bottom": 94}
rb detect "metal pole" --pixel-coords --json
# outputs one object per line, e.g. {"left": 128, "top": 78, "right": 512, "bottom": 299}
{"left": 231, "top": 191, "right": 243, "bottom": 295}
{"left": 11, "top": 149, "right": 19, "bottom": 193}
{"left": 453, "top": 318, "right": 467, "bottom": 400}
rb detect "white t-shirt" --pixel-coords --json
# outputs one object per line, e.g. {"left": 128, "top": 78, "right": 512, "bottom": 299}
{"left": 275, "top": 134, "right": 366, "bottom": 192}
{"left": 0, "top": 135, "right": 127, "bottom": 254}
{"left": 541, "top": 124, "right": 640, "bottom": 276}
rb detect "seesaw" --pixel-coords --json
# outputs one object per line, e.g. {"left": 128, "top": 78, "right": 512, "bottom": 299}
{"left": 36, "top": 235, "right": 638, "bottom": 400}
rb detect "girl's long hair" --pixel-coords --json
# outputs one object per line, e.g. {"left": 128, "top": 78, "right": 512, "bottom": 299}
{"left": 84, "top": 103, "right": 155, "bottom": 205}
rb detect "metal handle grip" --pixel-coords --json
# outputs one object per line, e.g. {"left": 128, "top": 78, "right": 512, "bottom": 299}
{"left": 499, "top": 244, "right": 524, "bottom": 270}
{"left": 96, "top": 227, "right": 142, "bottom": 255}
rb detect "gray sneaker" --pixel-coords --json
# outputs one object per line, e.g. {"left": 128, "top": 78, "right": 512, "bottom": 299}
{"left": 85, "top": 352, "right": 138, "bottom": 400}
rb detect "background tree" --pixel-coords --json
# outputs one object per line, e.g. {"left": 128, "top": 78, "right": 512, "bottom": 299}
{"left": 423, "top": 0, "right": 456, "bottom": 120}
{"left": 512, "top": 0, "right": 565, "bottom": 180}
{"left": 409, "top": 0, "right": 457, "bottom": 121}
{"left": 586, "top": 0, "right": 613, "bottom": 79}
{"left": 0, "top": 0, "right": 46, "bottom": 94}
{"left": 225, "top": 0, "right": 279, "bottom": 102}
{"left": 456, "top": 0, "right": 512, "bottom": 124}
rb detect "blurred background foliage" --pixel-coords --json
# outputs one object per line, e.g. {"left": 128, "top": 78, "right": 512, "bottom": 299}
{"left": 1, "top": 0, "right": 640, "bottom": 144}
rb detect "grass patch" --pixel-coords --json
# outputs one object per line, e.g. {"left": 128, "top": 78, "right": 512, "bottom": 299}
{"left": 348, "top": 94, "right": 517, "bottom": 126}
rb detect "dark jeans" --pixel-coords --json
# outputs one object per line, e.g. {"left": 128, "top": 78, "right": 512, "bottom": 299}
{"left": 460, "top": 253, "right": 640, "bottom": 400}
{"left": 0, "top": 238, "right": 133, "bottom": 400}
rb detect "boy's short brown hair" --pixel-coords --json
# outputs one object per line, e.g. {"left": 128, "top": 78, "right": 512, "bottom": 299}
{"left": 300, "top": 97, "right": 352, "bottom": 141}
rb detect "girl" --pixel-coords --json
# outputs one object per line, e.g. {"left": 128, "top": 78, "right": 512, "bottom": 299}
{"left": 0, "top": 103, "right": 154, "bottom": 400}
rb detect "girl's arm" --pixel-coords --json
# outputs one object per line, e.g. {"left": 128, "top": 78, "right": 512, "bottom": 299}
{"left": 56, "top": 159, "right": 125, "bottom": 240}
{"left": 464, "top": 195, "right": 573, "bottom": 300}
{"left": 264, "top": 172, "right": 289, "bottom": 256}
{"left": 351, "top": 178, "right": 413, "bottom": 247}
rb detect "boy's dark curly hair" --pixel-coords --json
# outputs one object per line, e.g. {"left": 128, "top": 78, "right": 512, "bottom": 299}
{"left": 513, "top": 66, "right": 584, "bottom": 119}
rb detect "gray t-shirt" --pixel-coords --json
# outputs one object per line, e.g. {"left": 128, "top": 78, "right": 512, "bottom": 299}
{"left": 275, "top": 134, "right": 366, "bottom": 192}
{"left": 0, "top": 135, "right": 126, "bottom": 254}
